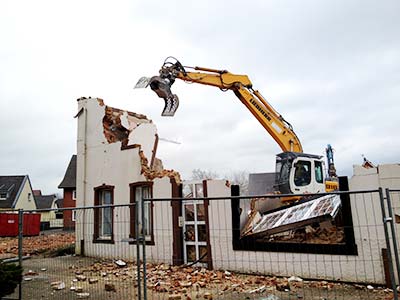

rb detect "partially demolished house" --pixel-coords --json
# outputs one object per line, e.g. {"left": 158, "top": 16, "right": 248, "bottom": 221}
{"left": 74, "top": 97, "right": 400, "bottom": 285}
{"left": 75, "top": 97, "right": 180, "bottom": 262}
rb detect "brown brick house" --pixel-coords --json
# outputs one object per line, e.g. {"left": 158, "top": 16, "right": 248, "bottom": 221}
{"left": 58, "top": 155, "right": 76, "bottom": 230}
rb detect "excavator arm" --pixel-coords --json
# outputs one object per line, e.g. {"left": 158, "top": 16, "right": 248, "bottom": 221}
{"left": 135, "top": 57, "right": 338, "bottom": 195}
{"left": 137, "top": 58, "right": 302, "bottom": 153}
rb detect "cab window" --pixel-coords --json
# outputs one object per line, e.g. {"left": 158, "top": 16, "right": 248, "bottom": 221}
{"left": 315, "top": 161, "right": 324, "bottom": 183}
{"left": 294, "top": 161, "right": 311, "bottom": 186}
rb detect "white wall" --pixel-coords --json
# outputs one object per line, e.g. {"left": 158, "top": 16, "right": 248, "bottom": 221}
{"left": 207, "top": 166, "right": 400, "bottom": 284}
{"left": 14, "top": 177, "right": 36, "bottom": 210}
{"left": 75, "top": 98, "right": 174, "bottom": 263}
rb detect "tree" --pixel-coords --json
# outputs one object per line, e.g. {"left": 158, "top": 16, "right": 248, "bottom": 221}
{"left": 227, "top": 170, "right": 249, "bottom": 196}
{"left": 190, "top": 169, "right": 249, "bottom": 195}
{"left": 191, "top": 169, "right": 219, "bottom": 180}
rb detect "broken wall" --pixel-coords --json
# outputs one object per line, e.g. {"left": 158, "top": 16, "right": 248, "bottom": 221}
{"left": 206, "top": 166, "right": 400, "bottom": 284}
{"left": 75, "top": 97, "right": 178, "bottom": 262}
{"left": 349, "top": 163, "right": 400, "bottom": 283}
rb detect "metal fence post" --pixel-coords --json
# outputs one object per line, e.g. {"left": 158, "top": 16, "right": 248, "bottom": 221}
{"left": 17, "top": 209, "right": 23, "bottom": 300}
{"left": 379, "top": 188, "right": 399, "bottom": 299}
{"left": 135, "top": 202, "right": 141, "bottom": 300}
{"left": 141, "top": 198, "right": 147, "bottom": 300}
{"left": 386, "top": 188, "right": 400, "bottom": 285}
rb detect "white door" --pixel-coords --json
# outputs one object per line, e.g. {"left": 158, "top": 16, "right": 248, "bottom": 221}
{"left": 182, "top": 182, "right": 208, "bottom": 267}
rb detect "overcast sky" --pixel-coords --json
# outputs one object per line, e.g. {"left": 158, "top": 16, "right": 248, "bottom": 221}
{"left": 1, "top": 0, "right": 399, "bottom": 195}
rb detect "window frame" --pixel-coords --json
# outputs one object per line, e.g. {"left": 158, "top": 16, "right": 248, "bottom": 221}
{"left": 72, "top": 189, "right": 76, "bottom": 200}
{"left": 294, "top": 160, "right": 312, "bottom": 187}
{"left": 314, "top": 160, "right": 324, "bottom": 184}
{"left": 129, "top": 182, "right": 154, "bottom": 245}
{"left": 93, "top": 185, "right": 115, "bottom": 244}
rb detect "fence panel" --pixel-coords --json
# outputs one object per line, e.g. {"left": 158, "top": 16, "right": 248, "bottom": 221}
{"left": 387, "top": 189, "right": 400, "bottom": 285}
{"left": 143, "top": 190, "right": 398, "bottom": 300}
{"left": 1, "top": 205, "right": 142, "bottom": 300}
{"left": 1, "top": 190, "right": 399, "bottom": 299}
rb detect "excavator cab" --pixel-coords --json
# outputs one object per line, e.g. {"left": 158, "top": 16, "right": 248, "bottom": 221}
{"left": 275, "top": 152, "right": 326, "bottom": 196}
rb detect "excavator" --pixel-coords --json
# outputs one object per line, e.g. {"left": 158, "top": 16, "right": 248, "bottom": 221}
{"left": 135, "top": 57, "right": 338, "bottom": 200}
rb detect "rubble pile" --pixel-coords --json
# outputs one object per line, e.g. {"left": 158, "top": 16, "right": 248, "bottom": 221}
{"left": 0, "top": 233, "right": 75, "bottom": 256}
{"left": 18, "top": 259, "right": 394, "bottom": 299}
{"left": 68, "top": 261, "right": 393, "bottom": 299}
{"left": 265, "top": 226, "right": 345, "bottom": 244}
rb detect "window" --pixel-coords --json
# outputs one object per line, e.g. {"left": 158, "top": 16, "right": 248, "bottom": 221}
{"left": 294, "top": 160, "right": 311, "bottom": 186}
{"left": 315, "top": 161, "right": 324, "bottom": 183}
{"left": 72, "top": 210, "right": 76, "bottom": 222}
{"left": 130, "top": 182, "right": 154, "bottom": 244}
{"left": 28, "top": 193, "right": 32, "bottom": 201}
{"left": 72, "top": 189, "right": 76, "bottom": 200}
{"left": 0, "top": 193, "right": 7, "bottom": 200}
{"left": 93, "top": 185, "right": 114, "bottom": 243}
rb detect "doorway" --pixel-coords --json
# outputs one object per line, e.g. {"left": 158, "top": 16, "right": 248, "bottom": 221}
{"left": 182, "top": 182, "right": 208, "bottom": 267}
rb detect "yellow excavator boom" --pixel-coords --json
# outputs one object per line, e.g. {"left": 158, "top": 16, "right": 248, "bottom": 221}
{"left": 154, "top": 62, "right": 303, "bottom": 153}
{"left": 135, "top": 57, "right": 339, "bottom": 194}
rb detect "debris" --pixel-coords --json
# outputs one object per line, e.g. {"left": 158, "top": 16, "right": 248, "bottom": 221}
{"left": 40, "top": 268, "right": 47, "bottom": 271}
{"left": 76, "top": 275, "right": 87, "bottom": 281}
{"left": 362, "top": 155, "right": 375, "bottom": 169}
{"left": 51, "top": 281, "right": 65, "bottom": 290}
{"left": 105, "top": 283, "right": 116, "bottom": 292}
{"left": 0, "top": 233, "right": 75, "bottom": 256}
{"left": 203, "top": 292, "right": 213, "bottom": 299}
{"left": 70, "top": 260, "right": 390, "bottom": 299}
{"left": 288, "top": 276, "right": 303, "bottom": 282}
{"left": 76, "top": 292, "right": 90, "bottom": 299}
{"left": 115, "top": 259, "right": 127, "bottom": 267}
{"left": 89, "top": 278, "right": 98, "bottom": 284}
{"left": 249, "top": 285, "right": 266, "bottom": 293}
{"left": 24, "top": 277, "right": 32, "bottom": 281}
{"left": 367, "top": 285, "right": 374, "bottom": 290}
{"left": 139, "top": 150, "right": 181, "bottom": 183}
{"left": 70, "top": 286, "right": 83, "bottom": 293}
{"left": 259, "top": 295, "right": 281, "bottom": 300}
{"left": 24, "top": 269, "right": 38, "bottom": 276}
{"left": 180, "top": 281, "right": 192, "bottom": 287}
{"left": 276, "top": 282, "right": 290, "bottom": 292}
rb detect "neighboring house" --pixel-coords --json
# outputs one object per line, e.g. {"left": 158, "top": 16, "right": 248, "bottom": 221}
{"left": 58, "top": 155, "right": 77, "bottom": 230}
{"left": 34, "top": 190, "right": 62, "bottom": 229}
{"left": 0, "top": 175, "right": 36, "bottom": 211}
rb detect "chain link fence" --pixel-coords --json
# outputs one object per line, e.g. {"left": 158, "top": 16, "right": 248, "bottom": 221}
{"left": 1, "top": 189, "right": 399, "bottom": 300}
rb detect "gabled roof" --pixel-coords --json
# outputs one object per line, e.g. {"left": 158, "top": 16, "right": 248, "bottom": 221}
{"left": 55, "top": 198, "right": 63, "bottom": 208}
{"left": 0, "top": 175, "right": 27, "bottom": 209}
{"left": 34, "top": 194, "right": 56, "bottom": 209}
{"left": 248, "top": 173, "right": 277, "bottom": 196}
{"left": 33, "top": 190, "right": 42, "bottom": 196}
{"left": 58, "top": 155, "right": 77, "bottom": 189}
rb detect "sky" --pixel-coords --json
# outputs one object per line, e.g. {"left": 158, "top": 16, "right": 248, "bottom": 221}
{"left": 0, "top": 0, "right": 399, "bottom": 195}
